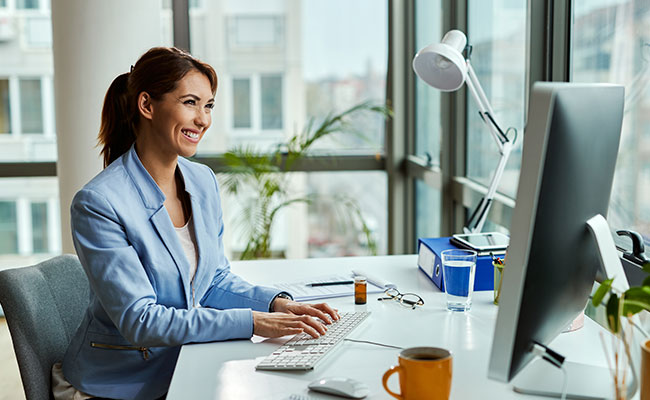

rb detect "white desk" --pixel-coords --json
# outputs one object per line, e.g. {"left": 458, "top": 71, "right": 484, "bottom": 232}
{"left": 167, "top": 255, "right": 613, "bottom": 399}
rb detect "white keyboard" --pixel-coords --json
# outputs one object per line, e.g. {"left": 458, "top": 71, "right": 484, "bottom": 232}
{"left": 255, "top": 311, "right": 370, "bottom": 371}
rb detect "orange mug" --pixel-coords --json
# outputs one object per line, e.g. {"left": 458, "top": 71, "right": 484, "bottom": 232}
{"left": 382, "top": 347, "right": 452, "bottom": 400}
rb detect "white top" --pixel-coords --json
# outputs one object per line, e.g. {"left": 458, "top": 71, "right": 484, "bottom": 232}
{"left": 174, "top": 216, "right": 198, "bottom": 282}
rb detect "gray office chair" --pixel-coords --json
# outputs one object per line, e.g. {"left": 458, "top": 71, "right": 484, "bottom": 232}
{"left": 0, "top": 254, "right": 89, "bottom": 400}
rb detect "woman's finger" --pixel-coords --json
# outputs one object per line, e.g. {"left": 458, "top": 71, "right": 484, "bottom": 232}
{"left": 312, "top": 303, "right": 340, "bottom": 321}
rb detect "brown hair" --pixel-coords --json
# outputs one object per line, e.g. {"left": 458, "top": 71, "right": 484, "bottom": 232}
{"left": 98, "top": 47, "right": 218, "bottom": 168}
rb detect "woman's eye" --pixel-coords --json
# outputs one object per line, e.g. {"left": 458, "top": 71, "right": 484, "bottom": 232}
{"left": 184, "top": 99, "right": 196, "bottom": 105}
{"left": 206, "top": 103, "right": 215, "bottom": 110}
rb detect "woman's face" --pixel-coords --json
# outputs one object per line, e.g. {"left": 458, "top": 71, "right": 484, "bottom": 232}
{"left": 147, "top": 70, "right": 214, "bottom": 158}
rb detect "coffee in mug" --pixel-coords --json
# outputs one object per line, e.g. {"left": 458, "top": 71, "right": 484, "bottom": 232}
{"left": 382, "top": 347, "right": 452, "bottom": 400}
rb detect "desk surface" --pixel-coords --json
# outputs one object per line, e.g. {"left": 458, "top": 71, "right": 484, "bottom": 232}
{"left": 167, "top": 255, "right": 612, "bottom": 399}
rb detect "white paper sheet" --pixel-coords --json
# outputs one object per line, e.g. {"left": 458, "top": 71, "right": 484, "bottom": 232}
{"left": 272, "top": 273, "right": 387, "bottom": 301}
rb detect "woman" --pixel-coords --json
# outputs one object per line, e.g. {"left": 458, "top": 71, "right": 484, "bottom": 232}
{"left": 53, "top": 47, "right": 338, "bottom": 400}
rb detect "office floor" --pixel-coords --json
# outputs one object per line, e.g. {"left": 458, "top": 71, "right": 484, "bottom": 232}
{"left": 0, "top": 318, "right": 26, "bottom": 400}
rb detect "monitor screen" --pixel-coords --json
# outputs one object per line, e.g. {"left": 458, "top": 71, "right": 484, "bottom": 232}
{"left": 487, "top": 82, "right": 624, "bottom": 383}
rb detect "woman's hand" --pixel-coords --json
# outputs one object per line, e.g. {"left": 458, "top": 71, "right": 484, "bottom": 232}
{"left": 252, "top": 311, "right": 328, "bottom": 338}
{"left": 271, "top": 298, "right": 340, "bottom": 324}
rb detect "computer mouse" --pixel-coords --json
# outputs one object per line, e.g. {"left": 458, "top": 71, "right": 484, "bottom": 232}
{"left": 308, "top": 377, "right": 369, "bottom": 399}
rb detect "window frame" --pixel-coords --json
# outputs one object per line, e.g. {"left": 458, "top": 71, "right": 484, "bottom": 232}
{"left": 4, "top": 0, "right": 645, "bottom": 260}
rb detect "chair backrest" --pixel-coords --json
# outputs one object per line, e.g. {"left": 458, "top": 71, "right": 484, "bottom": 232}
{"left": 0, "top": 254, "right": 89, "bottom": 400}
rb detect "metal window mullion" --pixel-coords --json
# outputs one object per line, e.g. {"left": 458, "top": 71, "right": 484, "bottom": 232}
{"left": 9, "top": 76, "right": 21, "bottom": 137}
{"left": 387, "top": 0, "right": 409, "bottom": 255}
{"left": 551, "top": 0, "right": 572, "bottom": 82}
{"left": 445, "top": 0, "right": 467, "bottom": 235}
{"left": 172, "top": 0, "right": 191, "bottom": 51}
{"left": 403, "top": 0, "right": 415, "bottom": 252}
{"left": 405, "top": 156, "right": 442, "bottom": 190}
{"left": 16, "top": 197, "right": 32, "bottom": 255}
{"left": 47, "top": 196, "right": 59, "bottom": 253}
{"left": 251, "top": 74, "right": 261, "bottom": 132}
{"left": 42, "top": 75, "right": 55, "bottom": 137}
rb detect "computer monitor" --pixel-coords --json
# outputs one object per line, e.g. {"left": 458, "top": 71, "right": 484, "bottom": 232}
{"left": 488, "top": 83, "right": 625, "bottom": 395}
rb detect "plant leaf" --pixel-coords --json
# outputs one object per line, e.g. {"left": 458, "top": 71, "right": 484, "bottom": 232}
{"left": 622, "top": 286, "right": 650, "bottom": 317}
{"left": 592, "top": 278, "right": 613, "bottom": 307}
{"left": 643, "top": 275, "right": 650, "bottom": 288}
{"left": 606, "top": 293, "right": 620, "bottom": 333}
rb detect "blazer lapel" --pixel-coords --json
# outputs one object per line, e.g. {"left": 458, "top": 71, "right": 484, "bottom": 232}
{"left": 188, "top": 194, "right": 207, "bottom": 295}
{"left": 150, "top": 205, "right": 193, "bottom": 308}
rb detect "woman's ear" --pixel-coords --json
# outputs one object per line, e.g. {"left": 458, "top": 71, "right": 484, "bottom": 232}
{"left": 137, "top": 92, "right": 154, "bottom": 121}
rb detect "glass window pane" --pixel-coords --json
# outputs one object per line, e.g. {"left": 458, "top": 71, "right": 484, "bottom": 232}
{"left": 0, "top": 201, "right": 18, "bottom": 254}
{"left": 0, "top": 79, "right": 10, "bottom": 134}
{"left": 191, "top": 0, "right": 387, "bottom": 155}
{"left": 16, "top": 0, "right": 38, "bottom": 9}
{"left": 572, "top": 0, "right": 650, "bottom": 237}
{"left": 220, "top": 171, "right": 386, "bottom": 259}
{"left": 0, "top": 177, "right": 60, "bottom": 268}
{"left": 415, "top": 181, "right": 441, "bottom": 248}
{"left": 31, "top": 201, "right": 48, "bottom": 253}
{"left": 466, "top": 1, "right": 526, "bottom": 198}
{"left": 261, "top": 75, "right": 282, "bottom": 130}
{"left": 232, "top": 78, "right": 251, "bottom": 128}
{"left": 307, "top": 171, "right": 387, "bottom": 257}
{"left": 414, "top": 0, "right": 442, "bottom": 164}
{"left": 19, "top": 78, "right": 43, "bottom": 134}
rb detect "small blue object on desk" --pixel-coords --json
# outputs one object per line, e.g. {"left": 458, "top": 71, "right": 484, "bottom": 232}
{"left": 417, "top": 237, "right": 497, "bottom": 291}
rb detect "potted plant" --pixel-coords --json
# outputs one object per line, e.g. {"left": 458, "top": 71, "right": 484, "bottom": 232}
{"left": 591, "top": 260, "right": 650, "bottom": 399}
{"left": 220, "top": 101, "right": 392, "bottom": 260}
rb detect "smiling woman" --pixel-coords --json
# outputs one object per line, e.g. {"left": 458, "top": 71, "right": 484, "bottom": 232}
{"left": 51, "top": 47, "right": 340, "bottom": 400}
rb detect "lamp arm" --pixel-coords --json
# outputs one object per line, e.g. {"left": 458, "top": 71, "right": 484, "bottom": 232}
{"left": 466, "top": 62, "right": 510, "bottom": 150}
{"left": 465, "top": 140, "right": 513, "bottom": 233}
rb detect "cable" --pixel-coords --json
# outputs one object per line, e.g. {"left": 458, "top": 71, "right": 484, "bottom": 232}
{"left": 343, "top": 338, "right": 403, "bottom": 350}
{"left": 559, "top": 363, "right": 569, "bottom": 400}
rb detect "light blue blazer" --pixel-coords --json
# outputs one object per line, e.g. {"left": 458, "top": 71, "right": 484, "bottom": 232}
{"left": 62, "top": 145, "right": 281, "bottom": 400}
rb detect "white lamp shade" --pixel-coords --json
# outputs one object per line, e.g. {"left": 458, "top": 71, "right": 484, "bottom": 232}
{"left": 412, "top": 30, "right": 468, "bottom": 92}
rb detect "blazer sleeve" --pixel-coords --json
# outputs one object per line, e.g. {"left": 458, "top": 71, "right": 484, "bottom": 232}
{"left": 71, "top": 188, "right": 254, "bottom": 347}
{"left": 199, "top": 168, "right": 283, "bottom": 311}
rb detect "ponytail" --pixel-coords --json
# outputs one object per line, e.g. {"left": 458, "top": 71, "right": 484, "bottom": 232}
{"left": 97, "top": 47, "right": 218, "bottom": 168}
{"left": 98, "top": 72, "right": 136, "bottom": 168}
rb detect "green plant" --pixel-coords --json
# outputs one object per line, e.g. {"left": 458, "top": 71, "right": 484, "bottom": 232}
{"left": 220, "top": 101, "right": 392, "bottom": 260}
{"left": 591, "top": 260, "right": 650, "bottom": 399}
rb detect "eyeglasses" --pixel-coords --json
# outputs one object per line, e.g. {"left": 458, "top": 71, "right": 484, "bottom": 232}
{"left": 377, "top": 288, "right": 424, "bottom": 309}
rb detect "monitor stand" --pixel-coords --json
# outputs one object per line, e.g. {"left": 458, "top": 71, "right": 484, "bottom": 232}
{"left": 512, "top": 214, "right": 640, "bottom": 399}
{"left": 512, "top": 359, "right": 617, "bottom": 399}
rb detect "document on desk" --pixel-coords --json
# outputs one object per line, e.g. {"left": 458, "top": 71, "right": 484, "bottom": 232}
{"left": 272, "top": 274, "right": 387, "bottom": 301}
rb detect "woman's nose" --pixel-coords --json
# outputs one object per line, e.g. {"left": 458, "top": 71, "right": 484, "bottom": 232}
{"left": 195, "top": 109, "right": 209, "bottom": 128}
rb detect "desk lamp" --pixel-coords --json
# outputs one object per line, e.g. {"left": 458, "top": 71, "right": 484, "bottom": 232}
{"left": 413, "top": 30, "right": 513, "bottom": 233}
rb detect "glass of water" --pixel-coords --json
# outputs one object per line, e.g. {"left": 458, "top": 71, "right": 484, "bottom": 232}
{"left": 441, "top": 249, "right": 477, "bottom": 312}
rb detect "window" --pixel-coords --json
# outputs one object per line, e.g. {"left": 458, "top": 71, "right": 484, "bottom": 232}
{"left": 230, "top": 74, "right": 283, "bottom": 134}
{"left": 31, "top": 201, "right": 48, "bottom": 253}
{"left": 572, "top": 0, "right": 650, "bottom": 238}
{"left": 19, "top": 78, "right": 43, "bottom": 134}
{"left": 191, "top": 0, "right": 387, "bottom": 154}
{"left": 16, "top": 0, "right": 39, "bottom": 10}
{"left": 23, "top": 15, "right": 52, "bottom": 47}
{"left": 228, "top": 16, "right": 284, "bottom": 48}
{"left": 466, "top": 0, "right": 526, "bottom": 199}
{"left": 261, "top": 75, "right": 282, "bottom": 130}
{"left": 190, "top": 0, "right": 388, "bottom": 258}
{"left": 415, "top": 181, "right": 441, "bottom": 247}
{"left": 0, "top": 201, "right": 18, "bottom": 254}
{"left": 232, "top": 78, "right": 251, "bottom": 128}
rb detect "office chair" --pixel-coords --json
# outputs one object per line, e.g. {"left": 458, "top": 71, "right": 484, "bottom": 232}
{"left": 0, "top": 254, "right": 89, "bottom": 400}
